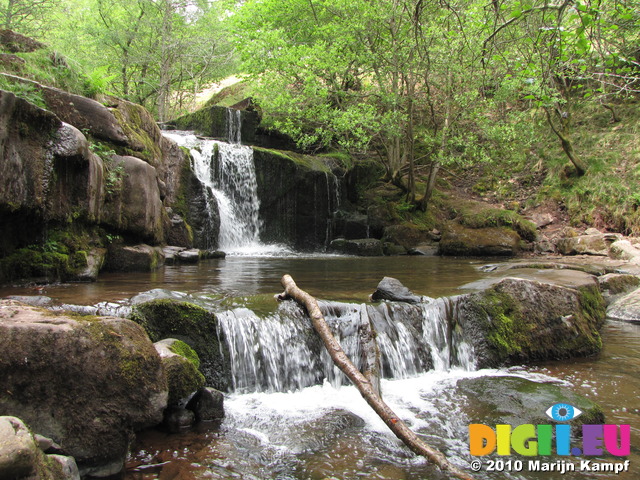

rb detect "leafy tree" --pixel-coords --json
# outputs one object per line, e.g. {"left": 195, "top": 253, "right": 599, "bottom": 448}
{"left": 1, "top": 0, "right": 60, "bottom": 35}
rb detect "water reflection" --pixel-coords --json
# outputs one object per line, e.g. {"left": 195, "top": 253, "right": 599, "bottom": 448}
{"left": 0, "top": 255, "right": 494, "bottom": 306}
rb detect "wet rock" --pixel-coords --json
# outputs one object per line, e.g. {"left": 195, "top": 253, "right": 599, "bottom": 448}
{"left": 597, "top": 274, "right": 640, "bottom": 305}
{"left": 556, "top": 233, "right": 609, "bottom": 256}
{"left": 606, "top": 287, "right": 640, "bottom": 323}
{"left": 75, "top": 247, "right": 107, "bottom": 281}
{"left": 371, "top": 277, "right": 423, "bottom": 304}
{"left": 6, "top": 295, "right": 53, "bottom": 307}
{"left": 0, "top": 300, "right": 168, "bottom": 476}
{"left": 0, "top": 416, "right": 39, "bottom": 478}
{"left": 177, "top": 248, "right": 201, "bottom": 263}
{"left": 162, "top": 246, "right": 186, "bottom": 265}
{"left": 383, "top": 224, "right": 433, "bottom": 250}
{"left": 456, "top": 277, "right": 605, "bottom": 367}
{"left": 439, "top": 223, "right": 521, "bottom": 256}
{"left": 105, "top": 243, "right": 165, "bottom": 272}
{"left": 186, "top": 387, "right": 225, "bottom": 422}
{"left": 408, "top": 244, "right": 439, "bottom": 256}
{"left": 382, "top": 242, "right": 408, "bottom": 256}
{"left": 330, "top": 238, "right": 384, "bottom": 256}
{"left": 166, "top": 213, "right": 194, "bottom": 248}
{"left": 154, "top": 339, "right": 205, "bottom": 406}
{"left": 130, "top": 299, "right": 229, "bottom": 390}
{"left": 253, "top": 147, "right": 340, "bottom": 250}
{"left": 48, "top": 454, "right": 81, "bottom": 480}
{"left": 163, "top": 407, "right": 196, "bottom": 433}
{"left": 458, "top": 376, "right": 604, "bottom": 430}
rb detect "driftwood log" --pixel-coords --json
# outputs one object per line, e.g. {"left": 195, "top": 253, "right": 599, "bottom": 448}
{"left": 278, "top": 274, "right": 475, "bottom": 480}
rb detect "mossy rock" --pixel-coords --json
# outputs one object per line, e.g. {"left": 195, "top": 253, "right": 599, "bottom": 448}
{"left": 457, "top": 278, "right": 605, "bottom": 367}
{"left": 155, "top": 339, "right": 205, "bottom": 406}
{"left": 439, "top": 222, "right": 522, "bottom": 257}
{"left": 130, "top": 299, "right": 230, "bottom": 390}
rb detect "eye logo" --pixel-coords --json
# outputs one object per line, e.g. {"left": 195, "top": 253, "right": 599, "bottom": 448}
{"left": 545, "top": 403, "right": 583, "bottom": 422}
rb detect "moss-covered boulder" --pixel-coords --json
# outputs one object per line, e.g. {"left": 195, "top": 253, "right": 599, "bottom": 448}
{"left": 439, "top": 222, "right": 522, "bottom": 256}
{"left": 458, "top": 376, "right": 604, "bottom": 431}
{"left": 0, "top": 300, "right": 168, "bottom": 477}
{"left": 456, "top": 277, "right": 605, "bottom": 367}
{"left": 154, "top": 339, "right": 205, "bottom": 406}
{"left": 130, "top": 299, "right": 230, "bottom": 390}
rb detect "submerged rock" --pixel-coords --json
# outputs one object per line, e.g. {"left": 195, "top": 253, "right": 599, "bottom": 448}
{"left": 0, "top": 300, "right": 168, "bottom": 477}
{"left": 458, "top": 376, "right": 604, "bottom": 430}
{"left": 186, "top": 387, "right": 225, "bottom": 422}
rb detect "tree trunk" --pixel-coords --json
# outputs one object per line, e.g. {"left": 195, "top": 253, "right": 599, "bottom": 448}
{"left": 544, "top": 107, "right": 587, "bottom": 176}
{"left": 278, "top": 275, "right": 476, "bottom": 480}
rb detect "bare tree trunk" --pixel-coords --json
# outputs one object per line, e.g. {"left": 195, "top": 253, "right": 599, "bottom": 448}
{"left": 544, "top": 107, "right": 587, "bottom": 176}
{"left": 278, "top": 275, "right": 476, "bottom": 480}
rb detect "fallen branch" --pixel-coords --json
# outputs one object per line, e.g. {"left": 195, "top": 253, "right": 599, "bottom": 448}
{"left": 278, "top": 274, "right": 475, "bottom": 480}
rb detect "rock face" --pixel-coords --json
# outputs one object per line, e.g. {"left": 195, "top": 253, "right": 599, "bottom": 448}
{"left": 456, "top": 277, "right": 605, "bottom": 367}
{"left": 131, "top": 299, "right": 230, "bottom": 390}
{"left": 102, "top": 155, "right": 165, "bottom": 243}
{"left": 0, "top": 300, "right": 168, "bottom": 476}
{"left": 172, "top": 105, "right": 259, "bottom": 145}
{"left": 439, "top": 223, "right": 521, "bottom": 256}
{"left": 253, "top": 147, "right": 341, "bottom": 250}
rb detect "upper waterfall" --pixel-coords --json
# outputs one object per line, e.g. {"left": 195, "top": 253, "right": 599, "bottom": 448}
{"left": 163, "top": 129, "right": 289, "bottom": 254}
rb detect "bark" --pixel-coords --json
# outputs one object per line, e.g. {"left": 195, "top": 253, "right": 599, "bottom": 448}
{"left": 278, "top": 274, "right": 476, "bottom": 480}
{"left": 544, "top": 107, "right": 587, "bottom": 176}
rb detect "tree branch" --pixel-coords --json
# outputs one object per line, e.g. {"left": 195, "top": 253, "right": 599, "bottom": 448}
{"left": 277, "top": 274, "right": 476, "bottom": 480}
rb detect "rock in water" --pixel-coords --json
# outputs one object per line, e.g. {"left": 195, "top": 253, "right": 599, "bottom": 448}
{"left": 0, "top": 300, "right": 168, "bottom": 477}
{"left": 371, "top": 277, "right": 423, "bottom": 303}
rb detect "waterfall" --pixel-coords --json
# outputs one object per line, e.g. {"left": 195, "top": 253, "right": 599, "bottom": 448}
{"left": 226, "top": 108, "right": 242, "bottom": 144}
{"left": 164, "top": 129, "right": 276, "bottom": 253}
{"left": 216, "top": 297, "right": 475, "bottom": 393}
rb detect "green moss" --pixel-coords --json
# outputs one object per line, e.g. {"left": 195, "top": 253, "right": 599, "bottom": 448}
{"left": 164, "top": 355, "right": 206, "bottom": 405}
{"left": 253, "top": 146, "right": 331, "bottom": 172}
{"left": 168, "top": 339, "right": 201, "bottom": 369}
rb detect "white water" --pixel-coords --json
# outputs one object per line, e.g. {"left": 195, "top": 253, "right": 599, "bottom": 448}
{"left": 163, "top": 130, "right": 291, "bottom": 255}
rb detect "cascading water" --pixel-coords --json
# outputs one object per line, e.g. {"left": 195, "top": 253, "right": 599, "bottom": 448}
{"left": 216, "top": 296, "right": 476, "bottom": 394}
{"left": 164, "top": 126, "right": 283, "bottom": 254}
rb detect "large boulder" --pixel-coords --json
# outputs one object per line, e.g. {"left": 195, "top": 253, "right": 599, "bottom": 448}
{"left": 456, "top": 277, "right": 606, "bottom": 367}
{"left": 439, "top": 223, "right": 521, "bottom": 256}
{"left": 130, "top": 299, "right": 230, "bottom": 390}
{"left": 0, "top": 300, "right": 168, "bottom": 477}
{"left": 104, "top": 243, "right": 165, "bottom": 272}
{"left": 102, "top": 155, "right": 165, "bottom": 243}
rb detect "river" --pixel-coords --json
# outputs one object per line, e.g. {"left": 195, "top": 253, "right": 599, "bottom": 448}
{"left": 2, "top": 255, "right": 636, "bottom": 479}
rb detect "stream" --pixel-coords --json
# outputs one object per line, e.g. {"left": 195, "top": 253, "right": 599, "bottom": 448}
{"left": 2, "top": 255, "right": 637, "bottom": 480}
